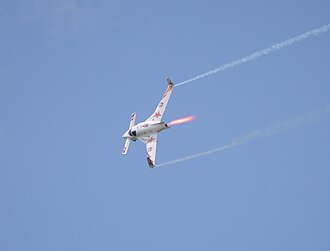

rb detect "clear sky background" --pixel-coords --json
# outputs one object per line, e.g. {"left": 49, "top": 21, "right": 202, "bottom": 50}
{"left": 1, "top": 1, "right": 330, "bottom": 250}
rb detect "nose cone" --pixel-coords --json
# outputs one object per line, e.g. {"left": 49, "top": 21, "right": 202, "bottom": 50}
{"left": 122, "top": 131, "right": 129, "bottom": 138}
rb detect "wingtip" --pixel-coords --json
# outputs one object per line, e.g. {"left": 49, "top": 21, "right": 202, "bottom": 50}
{"left": 166, "top": 78, "right": 174, "bottom": 86}
{"left": 147, "top": 156, "right": 155, "bottom": 168}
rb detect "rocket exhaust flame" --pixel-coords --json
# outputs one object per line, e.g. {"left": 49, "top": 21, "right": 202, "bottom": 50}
{"left": 168, "top": 116, "right": 196, "bottom": 126}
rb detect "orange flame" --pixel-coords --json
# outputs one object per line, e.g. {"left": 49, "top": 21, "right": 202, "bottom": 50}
{"left": 168, "top": 115, "right": 196, "bottom": 126}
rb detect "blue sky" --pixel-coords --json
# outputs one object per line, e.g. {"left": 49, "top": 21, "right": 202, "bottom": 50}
{"left": 1, "top": 1, "right": 330, "bottom": 250}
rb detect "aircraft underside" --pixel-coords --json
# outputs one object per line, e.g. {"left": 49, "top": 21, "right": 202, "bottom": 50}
{"left": 122, "top": 78, "right": 174, "bottom": 168}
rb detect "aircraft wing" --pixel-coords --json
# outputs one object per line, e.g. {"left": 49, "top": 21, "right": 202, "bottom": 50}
{"left": 138, "top": 134, "right": 158, "bottom": 168}
{"left": 146, "top": 79, "right": 174, "bottom": 122}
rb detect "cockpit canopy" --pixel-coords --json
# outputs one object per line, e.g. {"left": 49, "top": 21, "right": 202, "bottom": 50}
{"left": 128, "top": 129, "right": 137, "bottom": 137}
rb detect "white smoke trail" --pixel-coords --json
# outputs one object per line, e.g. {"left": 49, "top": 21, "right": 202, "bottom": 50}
{"left": 156, "top": 105, "right": 330, "bottom": 167}
{"left": 175, "top": 24, "right": 330, "bottom": 87}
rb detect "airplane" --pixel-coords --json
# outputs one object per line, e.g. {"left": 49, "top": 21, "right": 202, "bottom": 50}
{"left": 122, "top": 78, "right": 174, "bottom": 168}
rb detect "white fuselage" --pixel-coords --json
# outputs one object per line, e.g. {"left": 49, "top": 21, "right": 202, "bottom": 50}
{"left": 121, "top": 78, "right": 175, "bottom": 167}
{"left": 122, "top": 121, "right": 169, "bottom": 141}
